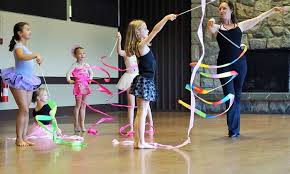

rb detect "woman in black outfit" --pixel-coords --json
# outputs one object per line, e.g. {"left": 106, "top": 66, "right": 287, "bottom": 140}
{"left": 208, "top": 1, "right": 287, "bottom": 138}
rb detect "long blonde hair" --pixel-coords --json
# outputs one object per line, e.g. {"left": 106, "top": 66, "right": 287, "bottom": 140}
{"left": 124, "top": 20, "right": 146, "bottom": 57}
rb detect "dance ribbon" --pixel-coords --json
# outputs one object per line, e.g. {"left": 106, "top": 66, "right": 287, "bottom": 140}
{"left": 100, "top": 55, "right": 138, "bottom": 72}
{"left": 89, "top": 65, "right": 111, "bottom": 83}
{"left": 91, "top": 79, "right": 113, "bottom": 95}
{"left": 99, "top": 48, "right": 138, "bottom": 108}
{"left": 119, "top": 122, "right": 154, "bottom": 137}
{"left": 105, "top": 88, "right": 136, "bottom": 108}
{"left": 177, "top": 0, "right": 216, "bottom": 17}
{"left": 84, "top": 102, "right": 114, "bottom": 135}
{"left": 199, "top": 70, "right": 238, "bottom": 79}
{"left": 99, "top": 40, "right": 137, "bottom": 72}
{"left": 190, "top": 44, "right": 247, "bottom": 69}
{"left": 72, "top": 65, "right": 113, "bottom": 95}
{"left": 179, "top": 71, "right": 236, "bottom": 118}
{"left": 100, "top": 62, "right": 138, "bottom": 109}
{"left": 100, "top": 54, "right": 138, "bottom": 108}
{"left": 89, "top": 66, "right": 113, "bottom": 94}
{"left": 178, "top": 93, "right": 234, "bottom": 119}
{"left": 172, "top": 0, "right": 208, "bottom": 149}
{"left": 186, "top": 49, "right": 244, "bottom": 115}
{"left": 34, "top": 100, "right": 86, "bottom": 147}
{"left": 118, "top": 124, "right": 134, "bottom": 137}
{"left": 111, "top": 139, "right": 175, "bottom": 149}
{"left": 187, "top": 70, "right": 238, "bottom": 95}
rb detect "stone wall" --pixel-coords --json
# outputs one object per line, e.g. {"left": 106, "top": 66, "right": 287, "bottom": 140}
{"left": 191, "top": 0, "right": 290, "bottom": 114}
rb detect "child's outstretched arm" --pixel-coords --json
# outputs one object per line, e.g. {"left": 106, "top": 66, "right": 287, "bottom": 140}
{"left": 117, "top": 32, "right": 126, "bottom": 57}
{"left": 139, "top": 14, "right": 177, "bottom": 48}
{"left": 239, "top": 6, "right": 288, "bottom": 32}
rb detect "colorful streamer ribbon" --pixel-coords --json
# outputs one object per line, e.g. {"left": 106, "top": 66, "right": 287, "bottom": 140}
{"left": 190, "top": 44, "right": 247, "bottom": 69}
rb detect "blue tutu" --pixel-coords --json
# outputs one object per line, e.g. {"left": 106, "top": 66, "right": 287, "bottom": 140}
{"left": 1, "top": 67, "right": 41, "bottom": 91}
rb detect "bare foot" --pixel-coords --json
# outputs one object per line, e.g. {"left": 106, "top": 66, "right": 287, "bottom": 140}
{"left": 15, "top": 139, "right": 29, "bottom": 147}
{"left": 24, "top": 140, "right": 35, "bottom": 146}
{"left": 135, "top": 142, "right": 157, "bottom": 149}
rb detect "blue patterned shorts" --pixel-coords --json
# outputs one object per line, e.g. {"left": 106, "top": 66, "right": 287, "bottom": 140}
{"left": 130, "top": 75, "right": 158, "bottom": 101}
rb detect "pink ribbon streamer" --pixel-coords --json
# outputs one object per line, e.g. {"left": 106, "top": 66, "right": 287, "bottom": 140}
{"left": 100, "top": 55, "right": 138, "bottom": 72}
{"left": 119, "top": 122, "right": 155, "bottom": 137}
{"left": 174, "top": 0, "right": 208, "bottom": 149}
{"left": 84, "top": 101, "right": 114, "bottom": 135}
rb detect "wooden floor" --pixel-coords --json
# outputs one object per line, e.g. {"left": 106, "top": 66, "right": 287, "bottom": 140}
{"left": 0, "top": 112, "right": 290, "bottom": 174}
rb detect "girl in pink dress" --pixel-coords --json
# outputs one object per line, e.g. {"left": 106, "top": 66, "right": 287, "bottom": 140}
{"left": 66, "top": 46, "right": 93, "bottom": 132}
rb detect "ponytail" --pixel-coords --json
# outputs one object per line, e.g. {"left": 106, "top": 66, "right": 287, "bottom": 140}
{"left": 8, "top": 36, "right": 16, "bottom": 52}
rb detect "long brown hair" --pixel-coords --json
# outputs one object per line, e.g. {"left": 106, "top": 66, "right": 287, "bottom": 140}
{"left": 124, "top": 20, "right": 146, "bottom": 57}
